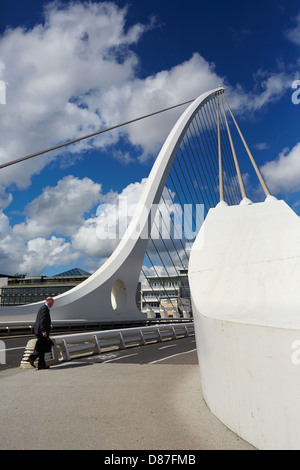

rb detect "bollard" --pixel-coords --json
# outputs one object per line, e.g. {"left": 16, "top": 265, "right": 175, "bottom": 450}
{"left": 20, "top": 338, "right": 60, "bottom": 369}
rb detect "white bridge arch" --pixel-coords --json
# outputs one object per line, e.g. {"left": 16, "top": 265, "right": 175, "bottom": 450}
{"left": 0, "top": 87, "right": 224, "bottom": 322}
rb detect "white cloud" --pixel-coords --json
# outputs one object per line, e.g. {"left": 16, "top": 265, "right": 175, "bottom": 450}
{"left": 0, "top": 1, "right": 150, "bottom": 189}
{"left": 0, "top": 211, "right": 11, "bottom": 241}
{"left": 0, "top": 174, "right": 103, "bottom": 274}
{"left": 285, "top": 14, "right": 300, "bottom": 45}
{"left": 13, "top": 175, "right": 102, "bottom": 238}
{"left": 254, "top": 142, "right": 270, "bottom": 151}
{"left": 260, "top": 143, "right": 300, "bottom": 194}
{"left": 18, "top": 236, "right": 79, "bottom": 274}
{"left": 226, "top": 70, "right": 294, "bottom": 115}
{"left": 0, "top": 174, "right": 151, "bottom": 275}
{"left": 0, "top": 219, "right": 79, "bottom": 275}
{"left": 0, "top": 210, "right": 80, "bottom": 275}
{"left": 98, "top": 53, "right": 222, "bottom": 161}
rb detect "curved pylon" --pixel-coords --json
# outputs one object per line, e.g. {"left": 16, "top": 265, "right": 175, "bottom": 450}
{"left": 0, "top": 87, "right": 223, "bottom": 322}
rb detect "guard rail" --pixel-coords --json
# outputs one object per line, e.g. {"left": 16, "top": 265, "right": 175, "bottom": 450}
{"left": 1, "top": 318, "right": 192, "bottom": 335}
{"left": 20, "top": 322, "right": 194, "bottom": 368}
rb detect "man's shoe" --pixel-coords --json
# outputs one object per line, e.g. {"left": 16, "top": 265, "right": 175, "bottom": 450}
{"left": 27, "top": 358, "right": 36, "bottom": 368}
{"left": 38, "top": 366, "right": 50, "bottom": 370}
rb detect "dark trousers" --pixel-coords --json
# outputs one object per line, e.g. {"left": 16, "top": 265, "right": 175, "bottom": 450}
{"left": 29, "top": 335, "right": 46, "bottom": 368}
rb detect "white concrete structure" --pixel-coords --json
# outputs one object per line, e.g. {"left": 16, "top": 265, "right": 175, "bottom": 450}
{"left": 189, "top": 198, "right": 300, "bottom": 449}
{"left": 0, "top": 87, "right": 223, "bottom": 323}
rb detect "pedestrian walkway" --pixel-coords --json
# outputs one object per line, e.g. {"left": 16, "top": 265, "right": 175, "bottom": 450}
{"left": 0, "top": 356, "right": 255, "bottom": 450}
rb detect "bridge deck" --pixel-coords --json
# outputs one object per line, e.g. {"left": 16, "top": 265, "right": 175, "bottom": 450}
{"left": 0, "top": 338, "right": 254, "bottom": 450}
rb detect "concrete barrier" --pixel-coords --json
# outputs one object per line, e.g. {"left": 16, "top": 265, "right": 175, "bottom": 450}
{"left": 20, "top": 338, "right": 60, "bottom": 369}
{"left": 20, "top": 323, "right": 194, "bottom": 366}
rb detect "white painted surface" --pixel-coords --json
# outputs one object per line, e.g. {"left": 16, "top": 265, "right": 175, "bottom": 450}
{"left": 189, "top": 199, "right": 300, "bottom": 449}
{"left": 190, "top": 199, "right": 300, "bottom": 328}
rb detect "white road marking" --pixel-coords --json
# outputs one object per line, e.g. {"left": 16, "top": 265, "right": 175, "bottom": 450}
{"left": 0, "top": 346, "right": 25, "bottom": 352}
{"left": 149, "top": 348, "right": 197, "bottom": 364}
{"left": 102, "top": 353, "right": 139, "bottom": 363}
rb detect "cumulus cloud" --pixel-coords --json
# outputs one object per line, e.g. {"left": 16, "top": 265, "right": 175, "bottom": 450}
{"left": 98, "top": 53, "right": 222, "bottom": 161}
{"left": 18, "top": 236, "right": 79, "bottom": 274}
{"left": 226, "top": 70, "right": 294, "bottom": 115}
{"left": 0, "top": 1, "right": 151, "bottom": 189}
{"left": 0, "top": 212, "right": 79, "bottom": 275}
{"left": 261, "top": 143, "right": 300, "bottom": 194}
{"left": 13, "top": 175, "right": 102, "bottom": 238}
{"left": 285, "top": 14, "right": 300, "bottom": 45}
{"left": 0, "top": 174, "right": 103, "bottom": 274}
{"left": 0, "top": 173, "right": 156, "bottom": 275}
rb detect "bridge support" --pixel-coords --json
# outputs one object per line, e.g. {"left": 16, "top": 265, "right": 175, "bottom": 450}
{"left": 189, "top": 198, "right": 300, "bottom": 449}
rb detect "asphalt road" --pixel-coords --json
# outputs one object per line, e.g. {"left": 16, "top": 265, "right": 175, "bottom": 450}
{"left": 0, "top": 332, "right": 199, "bottom": 371}
{"left": 0, "top": 332, "right": 199, "bottom": 370}
{"left": 98, "top": 336, "right": 199, "bottom": 365}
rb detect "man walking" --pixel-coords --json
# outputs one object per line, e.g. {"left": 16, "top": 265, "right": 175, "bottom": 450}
{"left": 27, "top": 297, "right": 54, "bottom": 370}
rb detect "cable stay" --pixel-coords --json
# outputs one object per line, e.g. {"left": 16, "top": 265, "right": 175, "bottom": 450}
{"left": 140, "top": 89, "right": 274, "bottom": 318}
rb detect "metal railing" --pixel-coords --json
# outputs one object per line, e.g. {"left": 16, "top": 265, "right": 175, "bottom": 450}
{"left": 20, "top": 322, "right": 194, "bottom": 367}
{"left": 1, "top": 317, "right": 192, "bottom": 336}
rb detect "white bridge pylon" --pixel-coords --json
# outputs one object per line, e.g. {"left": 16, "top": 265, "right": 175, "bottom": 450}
{"left": 0, "top": 87, "right": 229, "bottom": 322}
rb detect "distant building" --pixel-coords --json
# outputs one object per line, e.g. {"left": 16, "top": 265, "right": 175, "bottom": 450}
{"left": 140, "top": 268, "right": 192, "bottom": 318}
{"left": 0, "top": 268, "right": 90, "bottom": 306}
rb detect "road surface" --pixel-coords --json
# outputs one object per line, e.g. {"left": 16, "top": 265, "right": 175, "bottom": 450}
{"left": 0, "top": 336, "right": 255, "bottom": 450}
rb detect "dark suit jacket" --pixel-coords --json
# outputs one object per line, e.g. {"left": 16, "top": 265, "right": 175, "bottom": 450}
{"left": 33, "top": 304, "right": 52, "bottom": 337}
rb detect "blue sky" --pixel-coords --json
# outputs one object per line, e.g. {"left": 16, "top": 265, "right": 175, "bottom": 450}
{"left": 0, "top": 0, "right": 299, "bottom": 276}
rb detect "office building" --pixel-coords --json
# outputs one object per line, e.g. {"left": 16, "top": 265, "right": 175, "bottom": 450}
{"left": 140, "top": 268, "right": 192, "bottom": 318}
{"left": 0, "top": 268, "right": 90, "bottom": 306}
